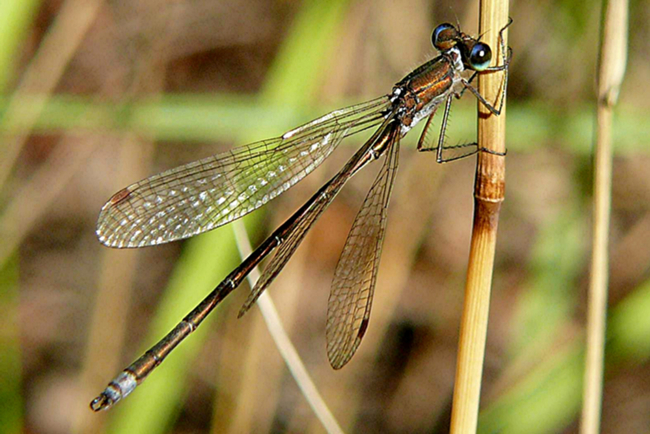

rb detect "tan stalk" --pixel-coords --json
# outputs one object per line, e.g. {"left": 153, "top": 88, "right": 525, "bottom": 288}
{"left": 231, "top": 221, "right": 344, "bottom": 434}
{"left": 581, "top": 1, "right": 628, "bottom": 433}
{"left": 449, "top": 0, "right": 509, "bottom": 432}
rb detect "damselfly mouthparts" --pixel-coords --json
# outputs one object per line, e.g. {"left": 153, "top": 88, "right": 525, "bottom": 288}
{"left": 91, "top": 20, "right": 512, "bottom": 411}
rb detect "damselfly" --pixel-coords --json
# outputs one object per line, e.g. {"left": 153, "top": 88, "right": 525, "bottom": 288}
{"left": 91, "top": 20, "right": 512, "bottom": 411}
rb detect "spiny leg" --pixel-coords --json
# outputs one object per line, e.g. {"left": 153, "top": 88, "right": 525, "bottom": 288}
{"left": 417, "top": 92, "right": 506, "bottom": 162}
{"left": 461, "top": 19, "right": 512, "bottom": 116}
{"left": 416, "top": 108, "right": 439, "bottom": 152}
{"left": 417, "top": 95, "right": 481, "bottom": 163}
{"left": 450, "top": 19, "right": 511, "bottom": 159}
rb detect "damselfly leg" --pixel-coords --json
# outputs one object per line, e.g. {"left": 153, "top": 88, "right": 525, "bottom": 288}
{"left": 417, "top": 18, "right": 512, "bottom": 162}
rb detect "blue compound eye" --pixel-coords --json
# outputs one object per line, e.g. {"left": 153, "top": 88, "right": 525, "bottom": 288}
{"left": 468, "top": 42, "right": 492, "bottom": 70}
{"left": 432, "top": 23, "right": 457, "bottom": 50}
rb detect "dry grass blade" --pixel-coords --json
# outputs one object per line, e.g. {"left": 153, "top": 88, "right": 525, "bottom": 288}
{"left": 449, "top": 0, "right": 509, "bottom": 432}
{"left": 581, "top": 1, "right": 628, "bottom": 433}
{"left": 0, "top": 0, "right": 105, "bottom": 190}
{"left": 232, "top": 221, "right": 344, "bottom": 434}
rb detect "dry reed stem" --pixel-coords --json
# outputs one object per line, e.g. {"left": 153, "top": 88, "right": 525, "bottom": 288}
{"left": 581, "top": 1, "right": 628, "bottom": 433}
{"left": 226, "top": 197, "right": 310, "bottom": 433}
{"left": 449, "top": 1, "right": 509, "bottom": 432}
{"left": 232, "top": 221, "right": 344, "bottom": 434}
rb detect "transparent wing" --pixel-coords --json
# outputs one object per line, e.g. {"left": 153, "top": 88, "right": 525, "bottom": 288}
{"left": 96, "top": 96, "right": 391, "bottom": 248}
{"left": 236, "top": 180, "right": 338, "bottom": 317}
{"left": 326, "top": 136, "right": 400, "bottom": 369}
{"left": 236, "top": 121, "right": 398, "bottom": 317}
{"left": 236, "top": 149, "right": 358, "bottom": 317}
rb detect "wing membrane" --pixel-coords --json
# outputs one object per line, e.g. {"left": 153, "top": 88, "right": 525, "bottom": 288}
{"left": 326, "top": 136, "right": 400, "bottom": 369}
{"left": 237, "top": 179, "right": 339, "bottom": 317}
{"left": 96, "top": 96, "right": 391, "bottom": 248}
{"left": 236, "top": 121, "right": 398, "bottom": 316}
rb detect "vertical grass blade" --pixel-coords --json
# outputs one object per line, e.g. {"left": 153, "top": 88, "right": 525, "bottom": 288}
{"left": 581, "top": 0, "right": 628, "bottom": 432}
{"left": 450, "top": 0, "right": 510, "bottom": 432}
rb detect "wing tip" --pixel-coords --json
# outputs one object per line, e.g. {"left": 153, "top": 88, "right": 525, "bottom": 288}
{"left": 327, "top": 318, "right": 369, "bottom": 370}
{"left": 328, "top": 350, "right": 353, "bottom": 370}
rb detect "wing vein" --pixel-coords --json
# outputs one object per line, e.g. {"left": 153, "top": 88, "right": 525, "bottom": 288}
{"left": 326, "top": 133, "right": 400, "bottom": 369}
{"left": 97, "top": 96, "right": 391, "bottom": 248}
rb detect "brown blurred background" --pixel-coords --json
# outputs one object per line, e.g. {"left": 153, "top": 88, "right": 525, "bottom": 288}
{"left": 1, "top": 0, "right": 649, "bottom": 433}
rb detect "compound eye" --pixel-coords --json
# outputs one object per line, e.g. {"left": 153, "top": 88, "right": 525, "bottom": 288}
{"left": 468, "top": 42, "right": 492, "bottom": 70}
{"left": 432, "top": 23, "right": 457, "bottom": 50}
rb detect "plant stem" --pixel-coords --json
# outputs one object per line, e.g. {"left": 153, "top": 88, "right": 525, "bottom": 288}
{"left": 581, "top": 0, "right": 628, "bottom": 433}
{"left": 449, "top": 0, "right": 509, "bottom": 432}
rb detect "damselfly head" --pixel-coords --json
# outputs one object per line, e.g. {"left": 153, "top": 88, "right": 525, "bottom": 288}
{"left": 431, "top": 23, "right": 459, "bottom": 51}
{"left": 432, "top": 23, "right": 493, "bottom": 72}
